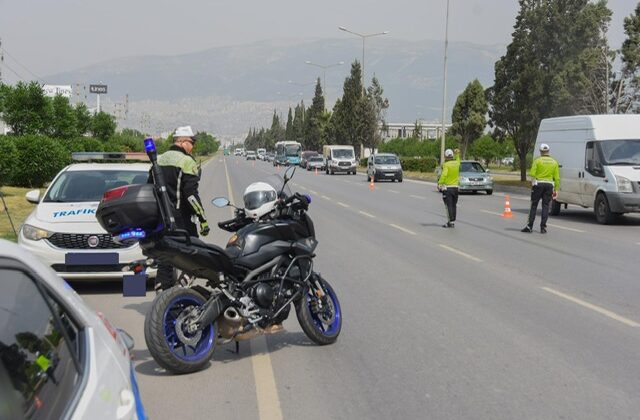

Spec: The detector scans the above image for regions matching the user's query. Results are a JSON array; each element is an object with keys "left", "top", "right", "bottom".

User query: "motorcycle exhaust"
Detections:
[{"left": 217, "top": 307, "right": 244, "bottom": 339}]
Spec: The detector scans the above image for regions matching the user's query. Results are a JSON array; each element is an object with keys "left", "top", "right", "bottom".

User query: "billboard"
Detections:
[{"left": 43, "top": 85, "right": 72, "bottom": 98}]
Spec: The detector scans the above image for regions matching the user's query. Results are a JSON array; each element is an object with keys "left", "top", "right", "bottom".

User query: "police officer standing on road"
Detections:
[
  {"left": 438, "top": 148, "right": 461, "bottom": 228},
  {"left": 150, "top": 126, "right": 210, "bottom": 291},
  {"left": 521, "top": 143, "right": 560, "bottom": 234}
]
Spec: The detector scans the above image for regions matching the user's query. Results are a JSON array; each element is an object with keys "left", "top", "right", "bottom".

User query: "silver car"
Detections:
[
  {"left": 367, "top": 153, "right": 403, "bottom": 182},
  {"left": 459, "top": 160, "right": 494, "bottom": 194}
]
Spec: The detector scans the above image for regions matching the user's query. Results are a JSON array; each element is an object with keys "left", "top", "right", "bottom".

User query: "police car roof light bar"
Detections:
[{"left": 71, "top": 152, "right": 150, "bottom": 162}]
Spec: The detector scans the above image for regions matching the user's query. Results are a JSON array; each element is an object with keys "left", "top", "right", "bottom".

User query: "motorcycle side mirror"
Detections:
[
  {"left": 284, "top": 166, "right": 296, "bottom": 181},
  {"left": 212, "top": 197, "right": 230, "bottom": 208}
]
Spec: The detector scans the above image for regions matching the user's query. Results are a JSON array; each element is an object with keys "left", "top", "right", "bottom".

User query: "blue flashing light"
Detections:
[
  {"left": 144, "top": 138, "right": 156, "bottom": 153},
  {"left": 116, "top": 229, "right": 146, "bottom": 241},
  {"left": 304, "top": 194, "right": 312, "bottom": 204}
]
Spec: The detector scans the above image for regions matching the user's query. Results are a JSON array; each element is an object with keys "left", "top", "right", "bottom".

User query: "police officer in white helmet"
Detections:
[{"left": 521, "top": 143, "right": 560, "bottom": 234}]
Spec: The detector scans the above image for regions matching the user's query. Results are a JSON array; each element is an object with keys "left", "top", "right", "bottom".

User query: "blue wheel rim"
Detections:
[
  {"left": 162, "top": 295, "right": 215, "bottom": 361},
  {"left": 307, "top": 283, "right": 341, "bottom": 336}
]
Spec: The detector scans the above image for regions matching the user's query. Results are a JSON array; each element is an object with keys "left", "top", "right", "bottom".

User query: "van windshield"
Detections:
[
  {"left": 333, "top": 149, "right": 353, "bottom": 159},
  {"left": 599, "top": 140, "right": 640, "bottom": 165}
]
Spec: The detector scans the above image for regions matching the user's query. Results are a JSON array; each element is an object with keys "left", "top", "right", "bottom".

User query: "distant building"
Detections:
[{"left": 379, "top": 121, "right": 452, "bottom": 142}]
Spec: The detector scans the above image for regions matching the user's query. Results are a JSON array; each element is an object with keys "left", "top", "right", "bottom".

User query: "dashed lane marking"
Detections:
[
  {"left": 337, "top": 202, "right": 350, "bottom": 208},
  {"left": 388, "top": 189, "right": 400, "bottom": 194},
  {"left": 410, "top": 195, "right": 426, "bottom": 200},
  {"left": 389, "top": 224, "right": 417, "bottom": 235},
  {"left": 321, "top": 195, "right": 331, "bottom": 200},
  {"left": 542, "top": 287, "right": 640, "bottom": 328},
  {"left": 545, "top": 223, "right": 585, "bottom": 233},
  {"left": 481, "top": 210, "right": 504, "bottom": 217},
  {"left": 438, "top": 244, "right": 483, "bottom": 263},
  {"left": 309, "top": 189, "right": 318, "bottom": 195},
  {"left": 359, "top": 210, "right": 376, "bottom": 218}
]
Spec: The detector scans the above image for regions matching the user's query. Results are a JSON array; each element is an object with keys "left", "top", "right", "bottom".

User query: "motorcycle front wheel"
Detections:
[
  {"left": 144, "top": 287, "right": 216, "bottom": 374},
  {"left": 295, "top": 275, "right": 342, "bottom": 345}
]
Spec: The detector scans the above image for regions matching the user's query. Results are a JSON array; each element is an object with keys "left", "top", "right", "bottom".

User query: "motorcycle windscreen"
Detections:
[{"left": 263, "top": 174, "right": 292, "bottom": 199}]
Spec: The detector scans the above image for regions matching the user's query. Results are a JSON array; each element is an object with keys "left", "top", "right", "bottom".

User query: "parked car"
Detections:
[
  {"left": 246, "top": 150, "right": 257, "bottom": 160},
  {"left": 501, "top": 157, "right": 515, "bottom": 165},
  {"left": 367, "top": 153, "right": 403, "bottom": 182},
  {"left": 0, "top": 239, "right": 146, "bottom": 419},
  {"left": 306, "top": 155, "right": 326, "bottom": 171},
  {"left": 18, "top": 153, "right": 157, "bottom": 280},
  {"left": 459, "top": 160, "right": 493, "bottom": 194}
]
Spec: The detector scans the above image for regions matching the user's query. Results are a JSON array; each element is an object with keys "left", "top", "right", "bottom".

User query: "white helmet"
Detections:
[
  {"left": 539, "top": 143, "right": 550, "bottom": 152},
  {"left": 243, "top": 182, "right": 278, "bottom": 220},
  {"left": 444, "top": 149, "right": 454, "bottom": 158}
]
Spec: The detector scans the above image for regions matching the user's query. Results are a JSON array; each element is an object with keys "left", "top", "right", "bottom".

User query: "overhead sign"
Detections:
[
  {"left": 43, "top": 85, "right": 72, "bottom": 98},
  {"left": 89, "top": 84, "right": 108, "bottom": 94}
]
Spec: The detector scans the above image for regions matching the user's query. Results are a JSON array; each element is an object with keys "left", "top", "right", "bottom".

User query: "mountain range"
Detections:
[{"left": 46, "top": 38, "right": 506, "bottom": 143}]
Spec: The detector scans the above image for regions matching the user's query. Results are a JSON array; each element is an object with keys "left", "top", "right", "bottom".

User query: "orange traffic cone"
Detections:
[
  {"left": 314, "top": 167, "right": 318, "bottom": 176},
  {"left": 502, "top": 194, "right": 513, "bottom": 218},
  {"left": 369, "top": 177, "right": 375, "bottom": 191}
]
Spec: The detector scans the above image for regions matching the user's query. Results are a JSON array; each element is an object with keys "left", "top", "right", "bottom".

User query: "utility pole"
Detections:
[
  {"left": 439, "top": 0, "right": 451, "bottom": 166},
  {"left": 0, "top": 37, "right": 3, "bottom": 83}
]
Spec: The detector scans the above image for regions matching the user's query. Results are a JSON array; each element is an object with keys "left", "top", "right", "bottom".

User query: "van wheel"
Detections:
[
  {"left": 550, "top": 200, "right": 561, "bottom": 216},
  {"left": 486, "top": 189, "right": 492, "bottom": 195},
  {"left": 594, "top": 193, "right": 617, "bottom": 224}
]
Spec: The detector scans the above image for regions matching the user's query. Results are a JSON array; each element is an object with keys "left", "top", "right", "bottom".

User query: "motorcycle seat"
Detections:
[{"left": 140, "top": 234, "right": 238, "bottom": 280}]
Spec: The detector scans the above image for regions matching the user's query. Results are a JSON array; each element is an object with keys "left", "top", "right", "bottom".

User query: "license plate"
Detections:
[
  {"left": 385, "top": 173, "right": 395, "bottom": 177},
  {"left": 65, "top": 253, "right": 119, "bottom": 265}
]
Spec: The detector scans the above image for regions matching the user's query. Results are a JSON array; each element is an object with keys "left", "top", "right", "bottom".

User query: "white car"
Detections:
[
  {"left": 18, "top": 154, "right": 156, "bottom": 280},
  {"left": 0, "top": 239, "right": 146, "bottom": 419}
]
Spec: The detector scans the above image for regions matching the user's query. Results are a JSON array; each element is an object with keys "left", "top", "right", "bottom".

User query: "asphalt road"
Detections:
[{"left": 77, "top": 155, "right": 640, "bottom": 420}]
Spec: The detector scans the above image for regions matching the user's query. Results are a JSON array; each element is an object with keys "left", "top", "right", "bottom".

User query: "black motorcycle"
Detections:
[{"left": 96, "top": 139, "right": 342, "bottom": 374}]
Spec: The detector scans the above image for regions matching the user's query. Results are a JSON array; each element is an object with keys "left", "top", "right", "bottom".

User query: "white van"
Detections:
[
  {"left": 323, "top": 145, "right": 357, "bottom": 175},
  {"left": 535, "top": 115, "right": 640, "bottom": 224}
]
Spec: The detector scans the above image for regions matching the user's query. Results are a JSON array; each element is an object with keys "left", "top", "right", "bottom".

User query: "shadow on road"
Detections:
[
  {"left": 124, "top": 301, "right": 153, "bottom": 316},
  {"left": 511, "top": 207, "right": 640, "bottom": 226},
  {"left": 134, "top": 331, "right": 315, "bottom": 377}
]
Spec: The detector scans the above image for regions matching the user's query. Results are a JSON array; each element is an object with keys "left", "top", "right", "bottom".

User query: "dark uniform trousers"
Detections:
[
  {"left": 442, "top": 187, "right": 459, "bottom": 223},
  {"left": 527, "top": 182, "right": 553, "bottom": 229}
]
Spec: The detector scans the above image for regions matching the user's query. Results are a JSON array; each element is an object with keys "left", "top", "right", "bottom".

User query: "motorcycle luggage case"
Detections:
[{"left": 96, "top": 183, "right": 160, "bottom": 235}]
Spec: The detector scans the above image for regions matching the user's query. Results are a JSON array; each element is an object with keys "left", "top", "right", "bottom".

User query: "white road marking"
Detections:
[
  {"left": 481, "top": 210, "right": 504, "bottom": 217},
  {"left": 337, "top": 202, "right": 350, "bottom": 208},
  {"left": 545, "top": 223, "right": 585, "bottom": 233},
  {"left": 225, "top": 159, "right": 284, "bottom": 420},
  {"left": 251, "top": 337, "right": 284, "bottom": 420},
  {"left": 359, "top": 210, "right": 376, "bottom": 218},
  {"left": 388, "top": 189, "right": 400, "bottom": 194},
  {"left": 542, "top": 287, "right": 640, "bottom": 328},
  {"left": 321, "top": 195, "right": 331, "bottom": 200},
  {"left": 389, "top": 224, "right": 417, "bottom": 235},
  {"left": 438, "top": 244, "right": 483, "bottom": 262},
  {"left": 410, "top": 195, "right": 426, "bottom": 200},
  {"left": 309, "top": 189, "right": 318, "bottom": 194}
]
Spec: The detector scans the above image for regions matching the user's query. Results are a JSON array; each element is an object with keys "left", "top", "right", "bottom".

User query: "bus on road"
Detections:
[{"left": 275, "top": 141, "right": 302, "bottom": 166}]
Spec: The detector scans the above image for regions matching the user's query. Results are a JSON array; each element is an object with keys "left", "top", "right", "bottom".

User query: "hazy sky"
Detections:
[{"left": 0, "top": 0, "right": 634, "bottom": 83}]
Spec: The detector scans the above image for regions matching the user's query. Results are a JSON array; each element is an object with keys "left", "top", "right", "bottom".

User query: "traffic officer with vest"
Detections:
[
  {"left": 150, "top": 125, "right": 210, "bottom": 291},
  {"left": 521, "top": 143, "right": 560, "bottom": 234},
  {"left": 438, "top": 148, "right": 461, "bottom": 228}
]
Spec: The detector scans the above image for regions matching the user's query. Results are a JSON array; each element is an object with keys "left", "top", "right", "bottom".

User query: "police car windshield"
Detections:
[{"left": 43, "top": 170, "right": 149, "bottom": 203}]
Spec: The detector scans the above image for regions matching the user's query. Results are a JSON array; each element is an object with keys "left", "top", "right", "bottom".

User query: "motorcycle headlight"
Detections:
[
  {"left": 616, "top": 175, "right": 633, "bottom": 193},
  {"left": 22, "top": 224, "right": 53, "bottom": 241}
]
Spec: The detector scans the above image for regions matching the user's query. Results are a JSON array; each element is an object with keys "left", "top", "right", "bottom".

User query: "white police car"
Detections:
[
  {"left": 18, "top": 153, "right": 155, "bottom": 280},
  {"left": 0, "top": 239, "right": 146, "bottom": 419}
]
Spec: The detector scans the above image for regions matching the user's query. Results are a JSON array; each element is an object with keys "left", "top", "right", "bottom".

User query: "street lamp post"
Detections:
[
  {"left": 304, "top": 61, "right": 344, "bottom": 95},
  {"left": 440, "top": 0, "right": 451, "bottom": 167},
  {"left": 338, "top": 26, "right": 389, "bottom": 92}
]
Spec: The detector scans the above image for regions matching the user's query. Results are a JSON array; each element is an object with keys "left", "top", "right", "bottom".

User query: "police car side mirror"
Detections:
[{"left": 26, "top": 189, "right": 41, "bottom": 204}]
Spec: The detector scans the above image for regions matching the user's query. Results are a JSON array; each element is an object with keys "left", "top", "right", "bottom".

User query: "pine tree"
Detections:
[
  {"left": 285, "top": 107, "right": 294, "bottom": 140},
  {"left": 613, "top": 2, "right": 640, "bottom": 113},
  {"left": 451, "top": 79, "right": 487, "bottom": 158},
  {"left": 305, "top": 78, "right": 326, "bottom": 151},
  {"left": 332, "top": 61, "right": 365, "bottom": 147}
]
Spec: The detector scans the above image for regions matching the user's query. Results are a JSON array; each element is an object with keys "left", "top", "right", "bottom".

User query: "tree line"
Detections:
[
  {"left": 0, "top": 81, "right": 219, "bottom": 187},
  {"left": 244, "top": 62, "right": 389, "bottom": 155}
]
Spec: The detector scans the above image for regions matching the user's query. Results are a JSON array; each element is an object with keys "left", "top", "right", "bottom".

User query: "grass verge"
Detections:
[{"left": 0, "top": 186, "right": 37, "bottom": 242}]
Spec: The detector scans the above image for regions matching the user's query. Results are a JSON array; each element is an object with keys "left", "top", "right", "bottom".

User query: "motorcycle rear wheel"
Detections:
[
  {"left": 144, "top": 287, "right": 216, "bottom": 374},
  {"left": 295, "top": 275, "right": 342, "bottom": 345}
]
